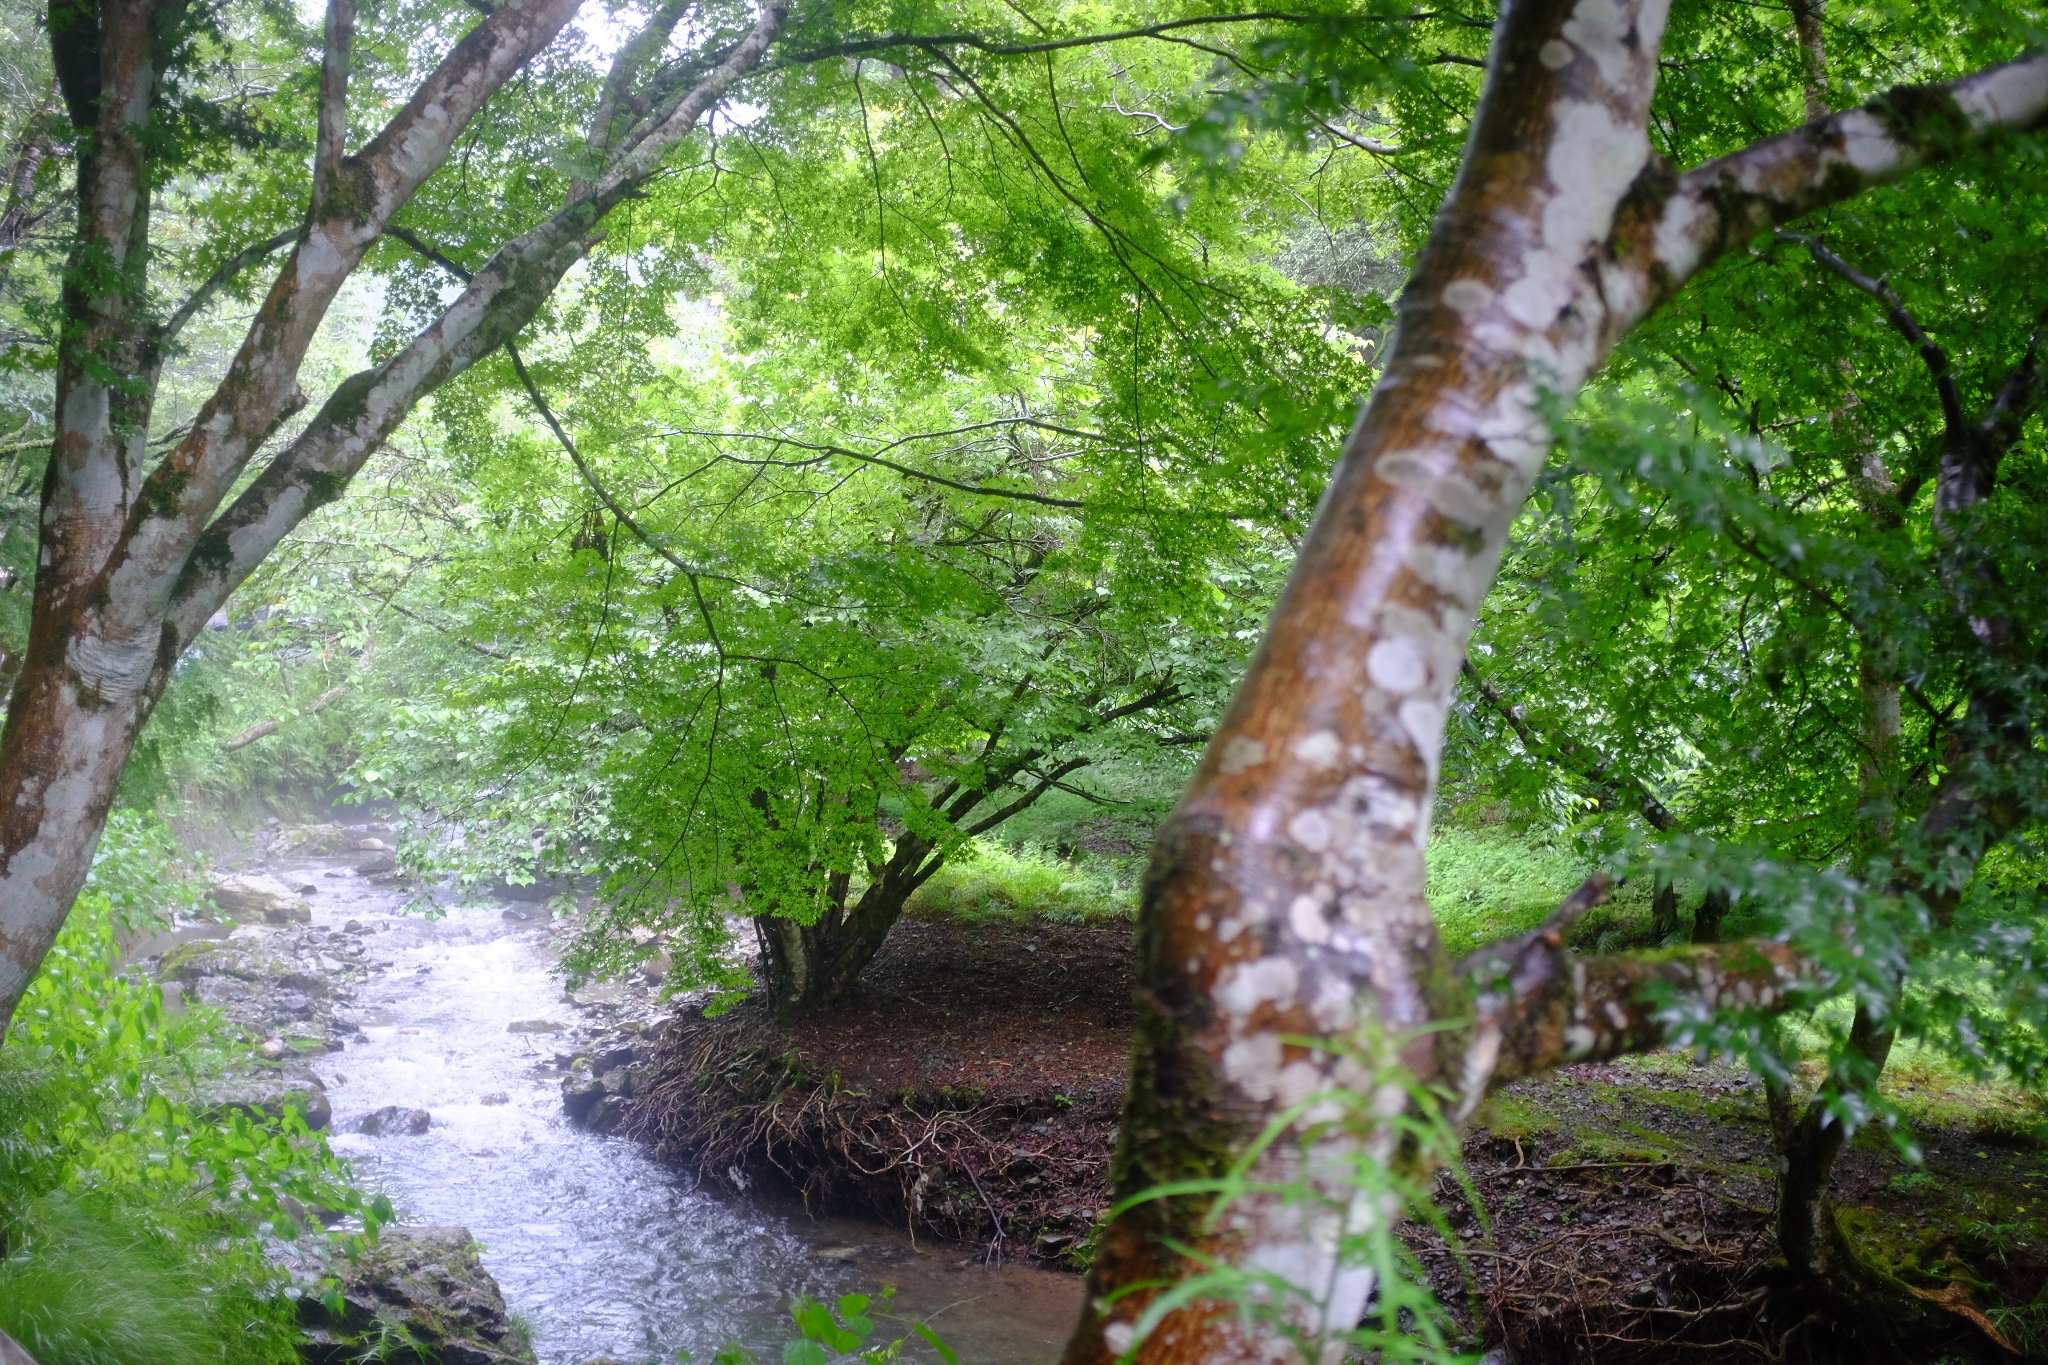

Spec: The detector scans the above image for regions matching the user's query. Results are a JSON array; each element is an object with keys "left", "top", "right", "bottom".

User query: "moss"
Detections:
[{"left": 1474, "top": 1093, "right": 1557, "bottom": 1145}]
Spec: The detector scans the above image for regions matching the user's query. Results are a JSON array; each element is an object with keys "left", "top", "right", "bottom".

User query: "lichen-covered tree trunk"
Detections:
[
  {"left": 1060, "top": 0, "right": 2048, "bottom": 1356},
  {"left": 0, "top": 0, "right": 785, "bottom": 1035}
]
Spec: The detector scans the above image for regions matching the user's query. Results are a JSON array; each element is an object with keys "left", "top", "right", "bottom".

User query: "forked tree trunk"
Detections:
[
  {"left": 1059, "top": 1, "right": 2048, "bottom": 1355},
  {"left": 757, "top": 834, "right": 944, "bottom": 1016}
]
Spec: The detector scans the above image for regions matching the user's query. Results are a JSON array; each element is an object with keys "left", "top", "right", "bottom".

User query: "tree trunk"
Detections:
[
  {"left": 757, "top": 834, "right": 941, "bottom": 1017},
  {"left": 1059, "top": 1, "right": 2048, "bottom": 1354},
  {"left": 1650, "top": 875, "right": 1680, "bottom": 943},
  {"left": 1692, "top": 886, "right": 1729, "bottom": 943}
]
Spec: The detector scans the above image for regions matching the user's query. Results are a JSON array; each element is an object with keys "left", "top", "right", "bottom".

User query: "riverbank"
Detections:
[
  {"left": 119, "top": 828, "right": 1083, "bottom": 1365},
  {"left": 628, "top": 909, "right": 2048, "bottom": 1363},
  {"left": 631, "top": 913, "right": 1133, "bottom": 1266}
]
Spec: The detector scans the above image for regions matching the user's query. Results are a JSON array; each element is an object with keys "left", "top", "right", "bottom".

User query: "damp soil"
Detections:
[
  {"left": 637, "top": 916, "right": 2048, "bottom": 1362},
  {"left": 633, "top": 913, "right": 1134, "bottom": 1265},
  {"left": 1414, "top": 1056, "right": 2048, "bottom": 1363}
]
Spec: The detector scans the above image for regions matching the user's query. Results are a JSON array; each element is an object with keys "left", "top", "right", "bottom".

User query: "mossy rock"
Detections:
[{"left": 297, "top": 1226, "right": 535, "bottom": 1364}]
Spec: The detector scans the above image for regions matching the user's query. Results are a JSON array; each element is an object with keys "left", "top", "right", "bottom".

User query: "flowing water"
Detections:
[{"left": 285, "top": 861, "right": 1084, "bottom": 1364}]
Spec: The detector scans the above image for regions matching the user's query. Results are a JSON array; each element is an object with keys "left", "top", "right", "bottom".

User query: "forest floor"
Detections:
[{"left": 633, "top": 910, "right": 2048, "bottom": 1364}]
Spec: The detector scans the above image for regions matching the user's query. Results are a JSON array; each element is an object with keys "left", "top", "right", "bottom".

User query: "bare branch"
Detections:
[
  {"left": 1461, "top": 658, "right": 1674, "bottom": 830},
  {"left": 775, "top": 12, "right": 1385, "bottom": 67},
  {"left": 156, "top": 229, "right": 296, "bottom": 348},
  {"left": 313, "top": 0, "right": 356, "bottom": 208}
]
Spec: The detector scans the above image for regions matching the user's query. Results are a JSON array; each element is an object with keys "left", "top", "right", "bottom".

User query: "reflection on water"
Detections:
[{"left": 294, "top": 868, "right": 1082, "bottom": 1364}]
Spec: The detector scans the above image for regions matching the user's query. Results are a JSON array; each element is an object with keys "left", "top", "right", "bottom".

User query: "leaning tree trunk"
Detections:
[
  {"left": 0, "top": 0, "right": 786, "bottom": 1035},
  {"left": 1059, "top": 0, "right": 2048, "bottom": 1355}
]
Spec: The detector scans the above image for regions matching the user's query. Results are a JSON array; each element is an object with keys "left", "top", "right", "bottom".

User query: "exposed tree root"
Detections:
[{"left": 626, "top": 1001, "right": 1119, "bottom": 1263}]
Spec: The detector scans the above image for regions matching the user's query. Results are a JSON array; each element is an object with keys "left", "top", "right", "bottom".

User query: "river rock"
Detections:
[
  {"left": 199, "top": 1058, "right": 332, "bottom": 1131},
  {"left": 272, "top": 822, "right": 353, "bottom": 856},
  {"left": 359, "top": 1105, "right": 433, "bottom": 1136},
  {"left": 296, "top": 1226, "right": 536, "bottom": 1365},
  {"left": 358, "top": 852, "right": 398, "bottom": 875},
  {"left": 505, "top": 1018, "right": 566, "bottom": 1034},
  {"left": 211, "top": 873, "right": 312, "bottom": 924},
  {"left": 561, "top": 1073, "right": 605, "bottom": 1122}
]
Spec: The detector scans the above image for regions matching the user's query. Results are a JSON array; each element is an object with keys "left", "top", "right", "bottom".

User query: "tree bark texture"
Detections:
[
  {"left": 1062, "top": 2, "right": 2048, "bottom": 1356},
  {"left": 0, "top": 0, "right": 788, "bottom": 1032}
]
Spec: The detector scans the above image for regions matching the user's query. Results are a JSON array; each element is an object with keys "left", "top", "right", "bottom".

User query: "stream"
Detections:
[{"left": 277, "top": 857, "right": 1085, "bottom": 1364}]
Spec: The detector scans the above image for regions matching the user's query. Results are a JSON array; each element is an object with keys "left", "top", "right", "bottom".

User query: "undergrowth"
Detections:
[
  {"left": 0, "top": 815, "right": 386, "bottom": 1365},
  {"left": 910, "top": 840, "right": 1136, "bottom": 923}
]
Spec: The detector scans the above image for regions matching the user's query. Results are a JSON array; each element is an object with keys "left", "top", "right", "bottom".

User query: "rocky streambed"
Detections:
[{"left": 130, "top": 826, "right": 1081, "bottom": 1365}]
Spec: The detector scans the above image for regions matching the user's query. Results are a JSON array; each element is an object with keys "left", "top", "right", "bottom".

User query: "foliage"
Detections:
[
  {"left": 0, "top": 825, "right": 387, "bottom": 1365},
  {"left": 701, "top": 1287, "right": 957, "bottom": 1365},
  {"left": 337, "top": 0, "right": 1412, "bottom": 996}
]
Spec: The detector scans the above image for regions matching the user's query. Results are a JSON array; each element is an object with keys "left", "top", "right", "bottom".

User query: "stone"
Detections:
[
  {"left": 295, "top": 1226, "right": 536, "bottom": 1364},
  {"left": 561, "top": 1073, "right": 605, "bottom": 1123},
  {"left": 0, "top": 1326, "right": 40, "bottom": 1364},
  {"left": 200, "top": 1061, "right": 332, "bottom": 1131},
  {"left": 260, "top": 1037, "right": 288, "bottom": 1058},
  {"left": 480, "top": 1093, "right": 510, "bottom": 1106},
  {"left": 344, "top": 919, "right": 365, "bottom": 931},
  {"left": 359, "top": 1106, "right": 433, "bottom": 1136},
  {"left": 272, "top": 823, "right": 352, "bottom": 855},
  {"left": 210, "top": 873, "right": 312, "bottom": 924},
  {"left": 567, "top": 980, "right": 622, "bottom": 1008},
  {"left": 297, "top": 883, "right": 320, "bottom": 895},
  {"left": 505, "top": 1018, "right": 567, "bottom": 1033},
  {"left": 586, "top": 1092, "right": 629, "bottom": 1134},
  {"left": 358, "top": 853, "right": 398, "bottom": 875},
  {"left": 356, "top": 837, "right": 390, "bottom": 851}
]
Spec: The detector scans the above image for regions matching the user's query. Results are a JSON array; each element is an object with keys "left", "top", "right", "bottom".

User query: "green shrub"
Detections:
[{"left": 0, "top": 824, "right": 386, "bottom": 1365}]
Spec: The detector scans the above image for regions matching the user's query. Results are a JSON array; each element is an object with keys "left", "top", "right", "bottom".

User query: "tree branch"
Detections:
[
  {"left": 1776, "top": 231, "right": 1964, "bottom": 441},
  {"left": 155, "top": 229, "right": 296, "bottom": 348},
  {"left": 1461, "top": 658, "right": 1674, "bottom": 830},
  {"left": 108, "top": 0, "right": 589, "bottom": 640},
  {"left": 313, "top": 0, "right": 355, "bottom": 210},
  {"left": 1614, "top": 53, "right": 2048, "bottom": 334},
  {"left": 1463, "top": 875, "right": 1817, "bottom": 1096},
  {"left": 774, "top": 12, "right": 1384, "bottom": 67},
  {"left": 160, "top": 2, "right": 787, "bottom": 647}
]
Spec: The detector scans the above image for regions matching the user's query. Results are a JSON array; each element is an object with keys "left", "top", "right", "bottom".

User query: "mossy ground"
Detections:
[{"left": 1420, "top": 1051, "right": 2048, "bottom": 1362}]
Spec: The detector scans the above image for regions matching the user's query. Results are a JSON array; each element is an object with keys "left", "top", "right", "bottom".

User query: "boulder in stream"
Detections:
[
  {"left": 358, "top": 1105, "right": 432, "bottom": 1136},
  {"left": 198, "top": 1058, "right": 333, "bottom": 1131},
  {"left": 211, "top": 873, "right": 312, "bottom": 924},
  {"left": 296, "top": 1226, "right": 536, "bottom": 1365},
  {"left": 271, "top": 823, "right": 353, "bottom": 856}
]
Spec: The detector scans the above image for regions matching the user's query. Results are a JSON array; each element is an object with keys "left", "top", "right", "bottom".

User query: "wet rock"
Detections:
[
  {"left": 296, "top": 1226, "right": 536, "bottom": 1365},
  {"left": 587, "top": 1093, "right": 629, "bottom": 1134},
  {"left": 356, "top": 837, "right": 390, "bottom": 851},
  {"left": 211, "top": 873, "right": 312, "bottom": 924},
  {"left": 358, "top": 853, "right": 398, "bottom": 875},
  {"left": 480, "top": 1092, "right": 510, "bottom": 1106},
  {"left": 561, "top": 1073, "right": 605, "bottom": 1123},
  {"left": 359, "top": 1105, "right": 433, "bottom": 1136},
  {"left": 272, "top": 823, "right": 353, "bottom": 856},
  {"left": 567, "top": 981, "right": 622, "bottom": 1008},
  {"left": 199, "top": 1059, "right": 332, "bottom": 1130},
  {"left": 505, "top": 1018, "right": 567, "bottom": 1034}
]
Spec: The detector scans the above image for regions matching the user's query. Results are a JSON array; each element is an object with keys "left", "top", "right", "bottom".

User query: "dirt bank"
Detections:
[
  {"left": 631, "top": 913, "right": 1132, "bottom": 1264},
  {"left": 631, "top": 918, "right": 2048, "bottom": 1359}
]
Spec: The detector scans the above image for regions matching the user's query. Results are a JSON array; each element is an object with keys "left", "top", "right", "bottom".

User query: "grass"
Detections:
[
  {"left": 1424, "top": 824, "right": 1595, "bottom": 955},
  {"left": 910, "top": 840, "right": 1137, "bottom": 924}
]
